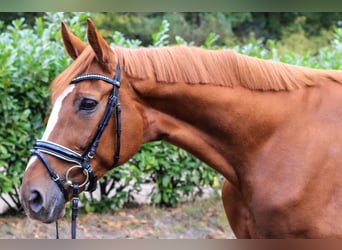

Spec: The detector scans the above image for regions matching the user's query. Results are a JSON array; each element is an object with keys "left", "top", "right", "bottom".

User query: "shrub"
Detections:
[
  {"left": 0, "top": 13, "right": 88, "bottom": 212},
  {"left": 134, "top": 142, "right": 220, "bottom": 207}
]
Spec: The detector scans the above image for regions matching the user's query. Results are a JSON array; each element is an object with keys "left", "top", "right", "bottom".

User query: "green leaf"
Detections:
[
  {"left": 152, "top": 20, "right": 170, "bottom": 47},
  {"left": 162, "top": 175, "right": 170, "bottom": 188},
  {"left": 203, "top": 32, "right": 220, "bottom": 49}
]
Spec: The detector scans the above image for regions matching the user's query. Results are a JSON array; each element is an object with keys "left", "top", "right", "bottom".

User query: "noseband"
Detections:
[{"left": 30, "top": 64, "right": 121, "bottom": 239}]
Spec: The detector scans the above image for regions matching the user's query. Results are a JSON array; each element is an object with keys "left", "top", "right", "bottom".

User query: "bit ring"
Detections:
[{"left": 65, "top": 165, "right": 89, "bottom": 188}]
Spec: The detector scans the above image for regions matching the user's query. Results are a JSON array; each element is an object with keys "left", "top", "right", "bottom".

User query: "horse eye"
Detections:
[{"left": 79, "top": 98, "right": 98, "bottom": 111}]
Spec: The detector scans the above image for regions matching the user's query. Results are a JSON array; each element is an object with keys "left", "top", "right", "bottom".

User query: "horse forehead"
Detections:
[
  {"left": 25, "top": 85, "right": 75, "bottom": 171},
  {"left": 42, "top": 85, "right": 75, "bottom": 141}
]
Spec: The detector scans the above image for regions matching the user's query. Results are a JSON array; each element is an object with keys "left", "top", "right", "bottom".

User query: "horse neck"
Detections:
[{"left": 130, "top": 79, "right": 290, "bottom": 185}]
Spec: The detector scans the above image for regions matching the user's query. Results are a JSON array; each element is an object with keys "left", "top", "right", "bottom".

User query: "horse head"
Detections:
[{"left": 20, "top": 19, "right": 144, "bottom": 223}]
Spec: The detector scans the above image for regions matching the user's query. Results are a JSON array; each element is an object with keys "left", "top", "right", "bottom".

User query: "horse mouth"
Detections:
[
  {"left": 28, "top": 206, "right": 66, "bottom": 224},
  {"left": 21, "top": 185, "right": 66, "bottom": 224}
]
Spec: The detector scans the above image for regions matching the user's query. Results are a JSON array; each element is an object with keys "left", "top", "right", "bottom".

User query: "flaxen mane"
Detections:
[
  {"left": 52, "top": 45, "right": 342, "bottom": 101},
  {"left": 116, "top": 46, "right": 342, "bottom": 91}
]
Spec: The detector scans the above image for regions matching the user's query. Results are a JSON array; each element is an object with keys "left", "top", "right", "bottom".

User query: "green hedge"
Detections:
[{"left": 1, "top": 13, "right": 342, "bottom": 214}]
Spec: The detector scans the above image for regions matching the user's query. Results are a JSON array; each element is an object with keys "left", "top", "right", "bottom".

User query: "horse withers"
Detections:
[{"left": 20, "top": 19, "right": 342, "bottom": 238}]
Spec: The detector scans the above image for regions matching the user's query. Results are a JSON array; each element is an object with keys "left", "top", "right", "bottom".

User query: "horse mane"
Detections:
[
  {"left": 52, "top": 45, "right": 342, "bottom": 101},
  {"left": 116, "top": 46, "right": 342, "bottom": 91}
]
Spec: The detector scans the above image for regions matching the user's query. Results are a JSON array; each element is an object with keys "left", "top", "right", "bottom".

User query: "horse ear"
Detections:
[
  {"left": 61, "top": 21, "right": 87, "bottom": 60},
  {"left": 87, "top": 19, "right": 115, "bottom": 71}
]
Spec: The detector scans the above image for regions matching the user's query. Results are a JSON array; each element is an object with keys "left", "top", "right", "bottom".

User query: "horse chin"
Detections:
[{"left": 41, "top": 204, "right": 66, "bottom": 224}]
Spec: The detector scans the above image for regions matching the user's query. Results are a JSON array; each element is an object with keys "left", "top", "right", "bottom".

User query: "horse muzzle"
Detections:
[{"left": 20, "top": 179, "right": 66, "bottom": 224}]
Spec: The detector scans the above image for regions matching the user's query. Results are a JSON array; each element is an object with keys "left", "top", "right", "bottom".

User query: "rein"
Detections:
[{"left": 30, "top": 64, "right": 121, "bottom": 239}]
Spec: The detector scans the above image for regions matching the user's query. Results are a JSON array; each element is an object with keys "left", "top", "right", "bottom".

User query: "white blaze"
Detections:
[
  {"left": 26, "top": 156, "right": 38, "bottom": 171},
  {"left": 25, "top": 85, "right": 75, "bottom": 170},
  {"left": 42, "top": 85, "right": 75, "bottom": 141}
]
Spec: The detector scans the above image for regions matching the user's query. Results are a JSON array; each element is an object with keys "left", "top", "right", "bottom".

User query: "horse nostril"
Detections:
[{"left": 28, "top": 190, "right": 44, "bottom": 214}]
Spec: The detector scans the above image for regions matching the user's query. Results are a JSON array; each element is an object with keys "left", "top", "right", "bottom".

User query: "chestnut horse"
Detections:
[{"left": 20, "top": 19, "right": 342, "bottom": 238}]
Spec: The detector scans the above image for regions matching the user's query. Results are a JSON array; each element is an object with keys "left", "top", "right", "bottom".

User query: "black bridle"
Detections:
[{"left": 30, "top": 64, "right": 121, "bottom": 239}]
